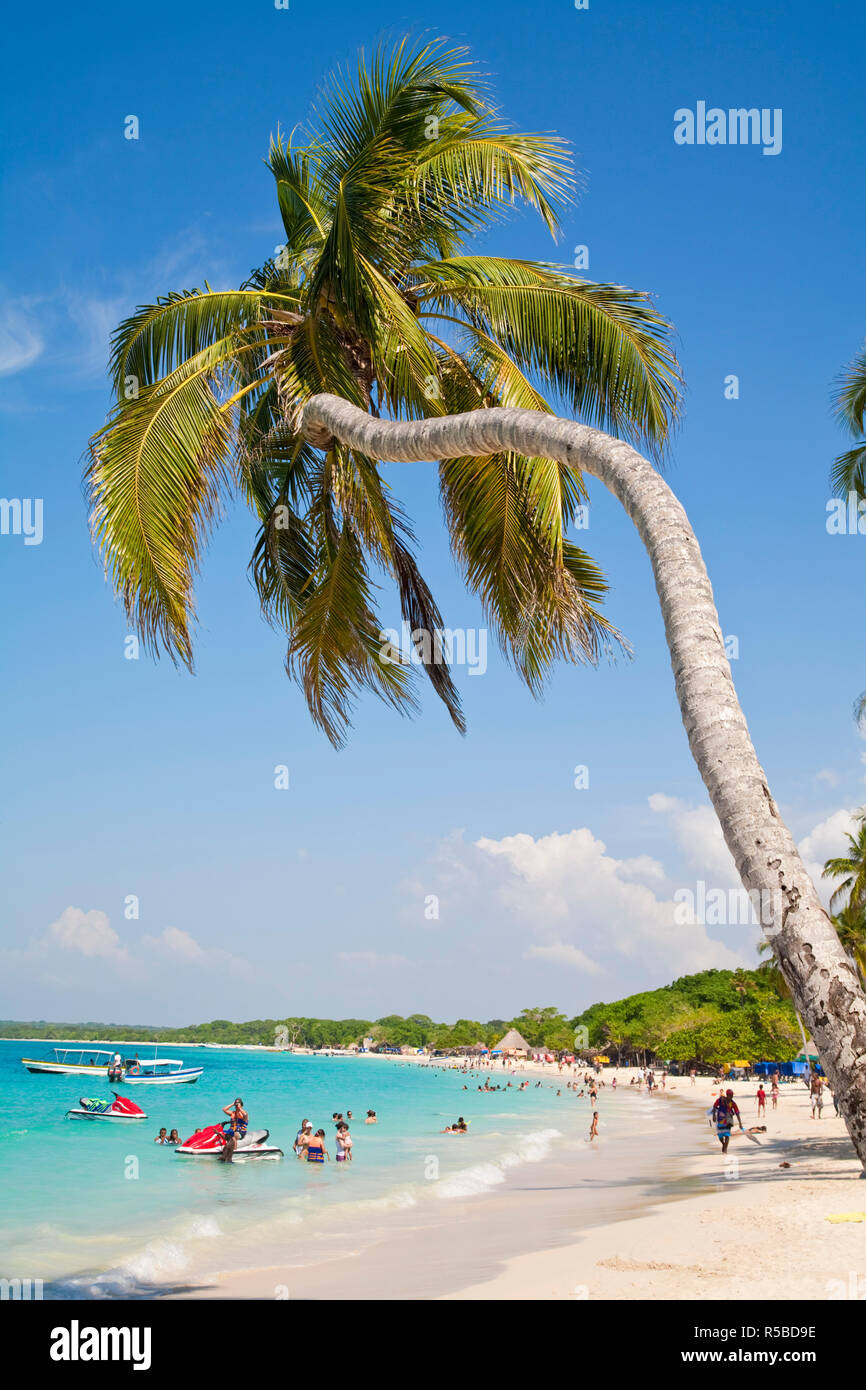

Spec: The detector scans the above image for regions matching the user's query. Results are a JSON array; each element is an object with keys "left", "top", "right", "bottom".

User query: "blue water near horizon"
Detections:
[{"left": 0, "top": 1040, "right": 660, "bottom": 1296}]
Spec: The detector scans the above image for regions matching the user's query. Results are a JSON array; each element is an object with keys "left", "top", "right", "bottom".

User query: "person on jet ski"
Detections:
[{"left": 219, "top": 1097, "right": 248, "bottom": 1163}]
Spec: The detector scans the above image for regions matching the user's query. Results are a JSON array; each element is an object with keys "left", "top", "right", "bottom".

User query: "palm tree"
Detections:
[
  {"left": 832, "top": 902, "right": 866, "bottom": 988},
  {"left": 298, "top": 392, "right": 866, "bottom": 1162},
  {"left": 87, "top": 40, "right": 866, "bottom": 1164},
  {"left": 822, "top": 814, "right": 866, "bottom": 912},
  {"left": 830, "top": 341, "right": 866, "bottom": 500},
  {"left": 88, "top": 39, "right": 678, "bottom": 748},
  {"left": 835, "top": 347, "right": 866, "bottom": 738}
]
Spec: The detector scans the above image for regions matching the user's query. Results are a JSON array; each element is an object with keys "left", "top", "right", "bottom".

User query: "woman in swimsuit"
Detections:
[
  {"left": 306, "top": 1129, "right": 329, "bottom": 1162},
  {"left": 219, "top": 1098, "right": 248, "bottom": 1163}
]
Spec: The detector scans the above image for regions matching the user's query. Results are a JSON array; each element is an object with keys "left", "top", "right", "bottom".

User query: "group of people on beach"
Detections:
[{"left": 290, "top": 1108, "right": 378, "bottom": 1163}]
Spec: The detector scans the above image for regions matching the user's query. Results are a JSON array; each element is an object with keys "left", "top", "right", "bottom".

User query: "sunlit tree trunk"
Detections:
[{"left": 303, "top": 395, "right": 866, "bottom": 1167}]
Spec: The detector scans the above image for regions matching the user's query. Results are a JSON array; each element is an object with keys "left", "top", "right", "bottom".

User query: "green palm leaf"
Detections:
[
  {"left": 418, "top": 256, "right": 681, "bottom": 451},
  {"left": 86, "top": 36, "right": 682, "bottom": 746},
  {"left": 831, "top": 342, "right": 866, "bottom": 496}
]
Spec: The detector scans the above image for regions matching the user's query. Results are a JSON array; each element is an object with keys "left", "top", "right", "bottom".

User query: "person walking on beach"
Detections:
[
  {"left": 690, "top": 1067, "right": 696, "bottom": 1086},
  {"left": 810, "top": 1076, "right": 825, "bottom": 1119},
  {"left": 771, "top": 1078, "right": 779, "bottom": 1110},
  {"left": 756, "top": 1085, "right": 767, "bottom": 1117},
  {"left": 711, "top": 1090, "right": 743, "bottom": 1153},
  {"left": 589, "top": 1112, "right": 599, "bottom": 1141}
]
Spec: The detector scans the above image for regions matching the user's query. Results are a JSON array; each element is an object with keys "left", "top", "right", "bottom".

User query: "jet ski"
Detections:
[
  {"left": 174, "top": 1122, "right": 283, "bottom": 1159},
  {"left": 66, "top": 1093, "right": 147, "bottom": 1121}
]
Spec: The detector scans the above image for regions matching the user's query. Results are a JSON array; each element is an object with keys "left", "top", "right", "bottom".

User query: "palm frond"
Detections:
[
  {"left": 418, "top": 256, "right": 681, "bottom": 450},
  {"left": 415, "top": 116, "right": 574, "bottom": 239},
  {"left": 287, "top": 513, "right": 417, "bottom": 747},
  {"left": 109, "top": 289, "right": 299, "bottom": 395},
  {"left": 831, "top": 343, "right": 866, "bottom": 496},
  {"left": 88, "top": 337, "right": 245, "bottom": 662}
]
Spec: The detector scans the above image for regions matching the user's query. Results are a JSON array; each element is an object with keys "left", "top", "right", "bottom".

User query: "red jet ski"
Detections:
[
  {"left": 67, "top": 1093, "right": 148, "bottom": 1121},
  {"left": 174, "top": 1123, "right": 283, "bottom": 1159}
]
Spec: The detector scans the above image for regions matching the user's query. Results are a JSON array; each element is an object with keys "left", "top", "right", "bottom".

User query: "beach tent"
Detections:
[{"left": 493, "top": 1028, "right": 531, "bottom": 1055}]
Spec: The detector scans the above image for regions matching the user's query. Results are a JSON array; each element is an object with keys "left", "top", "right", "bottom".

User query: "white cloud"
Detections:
[
  {"left": 648, "top": 792, "right": 739, "bottom": 884},
  {"left": 470, "top": 827, "right": 742, "bottom": 978},
  {"left": 63, "top": 292, "right": 127, "bottom": 379},
  {"left": 146, "top": 926, "right": 204, "bottom": 961},
  {"left": 141, "top": 925, "right": 251, "bottom": 976},
  {"left": 815, "top": 769, "right": 840, "bottom": 787},
  {"left": 0, "top": 299, "right": 43, "bottom": 376},
  {"left": 524, "top": 942, "right": 604, "bottom": 974},
  {"left": 47, "top": 906, "right": 125, "bottom": 960},
  {"left": 799, "top": 808, "right": 860, "bottom": 903}
]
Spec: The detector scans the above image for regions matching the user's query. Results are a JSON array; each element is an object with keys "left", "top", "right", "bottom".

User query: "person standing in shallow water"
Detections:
[{"left": 589, "top": 1112, "right": 599, "bottom": 1141}]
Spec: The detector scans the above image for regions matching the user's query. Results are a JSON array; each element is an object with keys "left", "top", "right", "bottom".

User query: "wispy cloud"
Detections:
[{"left": 0, "top": 296, "right": 44, "bottom": 376}]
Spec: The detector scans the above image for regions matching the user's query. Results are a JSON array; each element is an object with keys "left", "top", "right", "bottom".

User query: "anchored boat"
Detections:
[
  {"left": 21, "top": 1048, "right": 119, "bottom": 1077},
  {"left": 121, "top": 1058, "right": 203, "bottom": 1086},
  {"left": 21, "top": 1047, "right": 202, "bottom": 1085}
]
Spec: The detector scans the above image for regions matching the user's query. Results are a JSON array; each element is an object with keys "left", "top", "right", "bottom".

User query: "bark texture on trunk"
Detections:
[{"left": 302, "top": 394, "right": 866, "bottom": 1165}]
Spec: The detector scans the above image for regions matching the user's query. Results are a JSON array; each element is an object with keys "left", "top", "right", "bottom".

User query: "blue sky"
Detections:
[{"left": 1, "top": 0, "right": 864, "bottom": 1026}]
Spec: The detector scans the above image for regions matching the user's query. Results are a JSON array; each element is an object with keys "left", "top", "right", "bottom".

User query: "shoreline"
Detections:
[
  {"left": 165, "top": 1064, "right": 862, "bottom": 1301},
  {"left": 448, "top": 1071, "right": 865, "bottom": 1300}
]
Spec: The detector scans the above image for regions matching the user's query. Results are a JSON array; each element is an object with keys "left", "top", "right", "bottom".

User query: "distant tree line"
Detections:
[{"left": 0, "top": 969, "right": 803, "bottom": 1063}]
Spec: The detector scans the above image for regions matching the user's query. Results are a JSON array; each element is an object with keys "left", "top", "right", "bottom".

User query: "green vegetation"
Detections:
[
  {"left": 572, "top": 968, "right": 801, "bottom": 1066},
  {"left": 2, "top": 970, "right": 808, "bottom": 1063}
]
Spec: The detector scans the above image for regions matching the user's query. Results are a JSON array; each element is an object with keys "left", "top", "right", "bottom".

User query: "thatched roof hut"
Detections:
[{"left": 493, "top": 1028, "right": 531, "bottom": 1054}]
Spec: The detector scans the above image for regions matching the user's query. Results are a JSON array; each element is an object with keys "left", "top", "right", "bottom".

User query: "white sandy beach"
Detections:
[
  {"left": 168, "top": 1057, "right": 864, "bottom": 1301},
  {"left": 447, "top": 1066, "right": 865, "bottom": 1300}
]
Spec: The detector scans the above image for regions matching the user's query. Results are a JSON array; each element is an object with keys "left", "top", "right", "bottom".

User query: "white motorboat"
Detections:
[
  {"left": 121, "top": 1058, "right": 203, "bottom": 1085},
  {"left": 21, "top": 1048, "right": 119, "bottom": 1077},
  {"left": 21, "top": 1047, "right": 202, "bottom": 1085}
]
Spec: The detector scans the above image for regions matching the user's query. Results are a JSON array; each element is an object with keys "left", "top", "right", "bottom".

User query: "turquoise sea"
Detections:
[{"left": 0, "top": 1040, "right": 666, "bottom": 1297}]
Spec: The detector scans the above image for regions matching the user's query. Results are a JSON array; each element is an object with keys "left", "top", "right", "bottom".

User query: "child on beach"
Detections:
[{"left": 756, "top": 1086, "right": 766, "bottom": 1117}]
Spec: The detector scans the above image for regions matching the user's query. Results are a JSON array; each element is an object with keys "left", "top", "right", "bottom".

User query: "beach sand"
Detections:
[
  {"left": 167, "top": 1060, "right": 864, "bottom": 1301},
  {"left": 446, "top": 1070, "right": 864, "bottom": 1299}
]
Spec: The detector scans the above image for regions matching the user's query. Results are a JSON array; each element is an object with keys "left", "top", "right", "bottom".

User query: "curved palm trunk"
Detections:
[{"left": 303, "top": 395, "right": 866, "bottom": 1165}]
